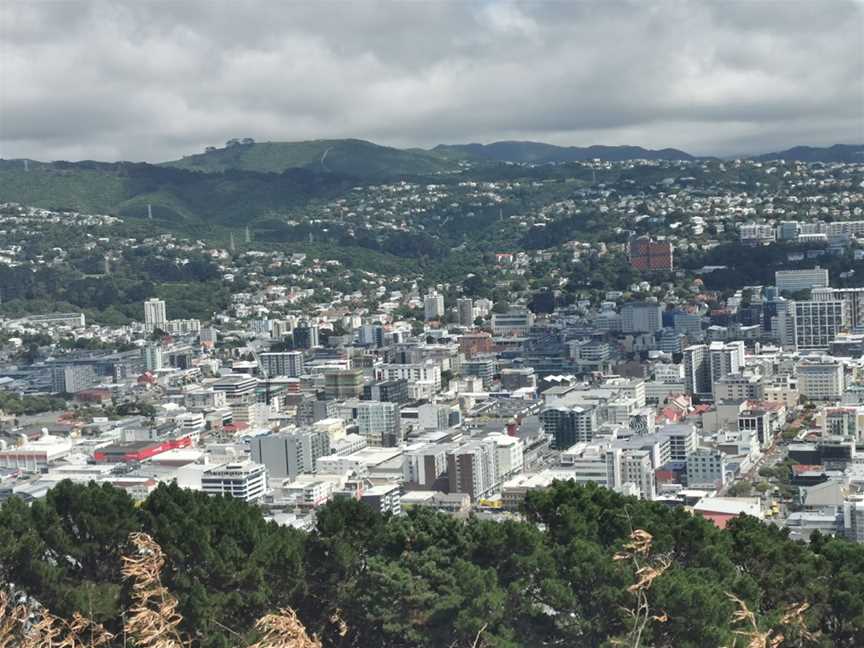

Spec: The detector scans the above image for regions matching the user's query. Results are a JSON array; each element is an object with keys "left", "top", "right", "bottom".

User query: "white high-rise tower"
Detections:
[{"left": 144, "top": 298, "right": 167, "bottom": 331}]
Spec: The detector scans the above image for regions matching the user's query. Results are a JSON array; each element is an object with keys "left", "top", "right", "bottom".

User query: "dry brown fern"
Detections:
[
  {"left": 121, "top": 532, "right": 187, "bottom": 648},
  {"left": 247, "top": 608, "right": 322, "bottom": 648}
]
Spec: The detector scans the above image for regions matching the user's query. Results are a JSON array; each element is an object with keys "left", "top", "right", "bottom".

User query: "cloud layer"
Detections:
[{"left": 1, "top": 0, "right": 862, "bottom": 161}]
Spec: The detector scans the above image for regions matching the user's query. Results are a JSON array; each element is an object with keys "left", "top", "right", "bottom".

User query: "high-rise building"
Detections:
[
  {"left": 144, "top": 298, "right": 167, "bottom": 331},
  {"left": 356, "top": 401, "right": 402, "bottom": 447},
  {"left": 540, "top": 405, "right": 598, "bottom": 449},
  {"left": 259, "top": 351, "right": 305, "bottom": 377},
  {"left": 292, "top": 321, "right": 319, "bottom": 349},
  {"left": 362, "top": 379, "right": 410, "bottom": 404},
  {"left": 50, "top": 364, "right": 96, "bottom": 394},
  {"left": 621, "top": 302, "right": 663, "bottom": 334},
  {"left": 813, "top": 287, "right": 864, "bottom": 329},
  {"left": 457, "top": 297, "right": 475, "bottom": 326},
  {"left": 324, "top": 368, "right": 364, "bottom": 400},
  {"left": 775, "top": 267, "right": 829, "bottom": 294},
  {"left": 424, "top": 291, "right": 445, "bottom": 321},
  {"left": 781, "top": 300, "right": 846, "bottom": 351},
  {"left": 708, "top": 341, "right": 744, "bottom": 393},
  {"left": 461, "top": 357, "right": 495, "bottom": 388},
  {"left": 250, "top": 429, "right": 329, "bottom": 481},
  {"left": 447, "top": 439, "right": 499, "bottom": 501},
  {"left": 683, "top": 345, "right": 711, "bottom": 397},
  {"left": 142, "top": 343, "right": 163, "bottom": 372},
  {"left": 357, "top": 324, "right": 385, "bottom": 347}
]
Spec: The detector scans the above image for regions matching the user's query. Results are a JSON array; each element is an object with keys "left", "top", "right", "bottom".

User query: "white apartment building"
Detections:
[
  {"left": 144, "top": 298, "right": 167, "bottom": 331},
  {"left": 424, "top": 292, "right": 445, "bottom": 320},
  {"left": 201, "top": 461, "right": 267, "bottom": 502},
  {"left": 775, "top": 267, "right": 829, "bottom": 293}
]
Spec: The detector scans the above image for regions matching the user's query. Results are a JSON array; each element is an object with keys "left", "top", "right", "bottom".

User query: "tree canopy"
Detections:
[{"left": 0, "top": 480, "right": 861, "bottom": 647}]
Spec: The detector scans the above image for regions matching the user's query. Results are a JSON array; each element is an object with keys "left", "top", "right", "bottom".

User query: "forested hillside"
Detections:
[{"left": 0, "top": 480, "right": 861, "bottom": 647}]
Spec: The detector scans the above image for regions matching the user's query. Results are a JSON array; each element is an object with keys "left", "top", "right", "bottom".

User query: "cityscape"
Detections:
[{"left": 0, "top": 1, "right": 863, "bottom": 647}]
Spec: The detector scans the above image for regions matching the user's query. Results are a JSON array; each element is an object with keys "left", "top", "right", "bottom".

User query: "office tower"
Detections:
[
  {"left": 457, "top": 297, "right": 475, "bottom": 326},
  {"left": 813, "top": 287, "right": 864, "bottom": 329},
  {"left": 462, "top": 357, "right": 495, "bottom": 389},
  {"left": 540, "top": 405, "right": 597, "bottom": 449},
  {"left": 786, "top": 300, "right": 846, "bottom": 351},
  {"left": 424, "top": 291, "right": 445, "bottom": 321},
  {"left": 362, "top": 379, "right": 410, "bottom": 403},
  {"left": 324, "top": 368, "right": 364, "bottom": 400},
  {"left": 250, "top": 429, "right": 329, "bottom": 481},
  {"left": 356, "top": 401, "right": 401, "bottom": 447},
  {"left": 259, "top": 351, "right": 305, "bottom": 377},
  {"left": 358, "top": 323, "right": 385, "bottom": 347},
  {"left": 142, "top": 343, "right": 163, "bottom": 372},
  {"left": 292, "top": 321, "right": 319, "bottom": 349},
  {"left": 620, "top": 302, "right": 663, "bottom": 334},
  {"left": 144, "top": 298, "right": 167, "bottom": 331},
  {"left": 775, "top": 267, "right": 829, "bottom": 293},
  {"left": 50, "top": 365, "right": 96, "bottom": 394},
  {"left": 683, "top": 345, "right": 711, "bottom": 397}
]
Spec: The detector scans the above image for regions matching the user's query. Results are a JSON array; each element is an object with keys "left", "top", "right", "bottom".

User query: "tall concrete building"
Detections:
[
  {"left": 292, "top": 321, "right": 319, "bottom": 349},
  {"left": 259, "top": 351, "right": 305, "bottom": 377},
  {"left": 457, "top": 297, "right": 475, "bottom": 326},
  {"left": 683, "top": 342, "right": 745, "bottom": 398},
  {"left": 621, "top": 302, "right": 663, "bottom": 334},
  {"left": 250, "top": 429, "right": 329, "bottom": 481},
  {"left": 324, "top": 369, "right": 364, "bottom": 400},
  {"left": 813, "top": 287, "right": 864, "bottom": 329},
  {"left": 356, "top": 401, "right": 402, "bottom": 447},
  {"left": 424, "top": 291, "right": 445, "bottom": 321},
  {"left": 780, "top": 300, "right": 846, "bottom": 351},
  {"left": 683, "top": 345, "right": 711, "bottom": 397},
  {"left": 447, "top": 439, "right": 499, "bottom": 501},
  {"left": 144, "top": 298, "right": 167, "bottom": 331},
  {"left": 142, "top": 343, "right": 163, "bottom": 372}
]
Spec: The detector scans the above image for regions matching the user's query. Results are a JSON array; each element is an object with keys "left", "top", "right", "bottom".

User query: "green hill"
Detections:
[
  {"left": 752, "top": 144, "right": 864, "bottom": 163},
  {"left": 164, "top": 138, "right": 459, "bottom": 177},
  {"left": 0, "top": 159, "right": 353, "bottom": 229},
  {"left": 433, "top": 140, "right": 697, "bottom": 163}
]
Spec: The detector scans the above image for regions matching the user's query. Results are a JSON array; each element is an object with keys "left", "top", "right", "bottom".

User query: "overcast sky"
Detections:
[{"left": 1, "top": 1, "right": 862, "bottom": 162}]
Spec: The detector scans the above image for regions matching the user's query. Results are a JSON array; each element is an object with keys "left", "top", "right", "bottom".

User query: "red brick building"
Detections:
[{"left": 629, "top": 236, "right": 673, "bottom": 271}]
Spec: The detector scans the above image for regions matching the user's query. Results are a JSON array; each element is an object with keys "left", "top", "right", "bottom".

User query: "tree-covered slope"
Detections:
[
  {"left": 0, "top": 159, "right": 354, "bottom": 226},
  {"left": 1, "top": 480, "right": 861, "bottom": 648},
  {"left": 164, "top": 139, "right": 459, "bottom": 177}
]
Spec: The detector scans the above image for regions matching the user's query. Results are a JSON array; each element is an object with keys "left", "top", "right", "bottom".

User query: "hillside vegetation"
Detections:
[
  {"left": 0, "top": 480, "right": 861, "bottom": 648},
  {"left": 164, "top": 139, "right": 459, "bottom": 177}
]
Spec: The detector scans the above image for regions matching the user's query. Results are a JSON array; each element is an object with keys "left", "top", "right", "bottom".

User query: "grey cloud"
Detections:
[{"left": 0, "top": 0, "right": 861, "bottom": 161}]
